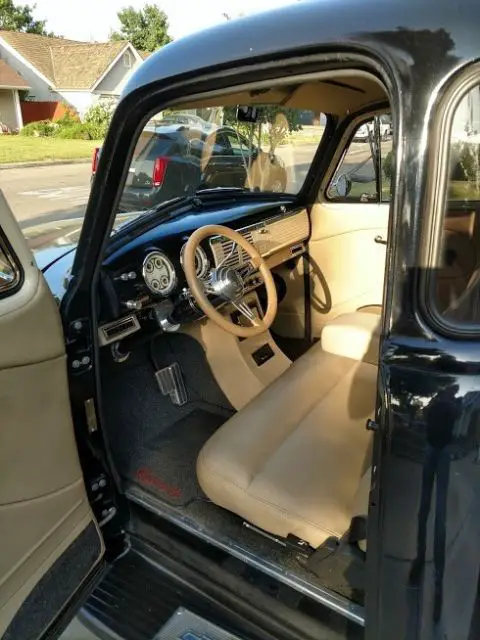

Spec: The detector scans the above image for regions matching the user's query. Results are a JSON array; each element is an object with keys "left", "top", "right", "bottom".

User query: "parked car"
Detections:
[
  {"left": 156, "top": 111, "right": 216, "bottom": 130},
  {"left": 92, "top": 124, "right": 287, "bottom": 211},
  {"left": 3, "top": 2, "right": 480, "bottom": 640},
  {"left": 353, "top": 114, "right": 392, "bottom": 141}
]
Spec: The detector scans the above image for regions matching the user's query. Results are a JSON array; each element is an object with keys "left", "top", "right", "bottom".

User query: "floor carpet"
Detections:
[{"left": 125, "top": 408, "right": 227, "bottom": 507}]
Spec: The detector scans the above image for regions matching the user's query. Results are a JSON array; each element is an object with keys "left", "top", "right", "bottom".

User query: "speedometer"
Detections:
[
  {"left": 180, "top": 242, "right": 210, "bottom": 279},
  {"left": 142, "top": 250, "right": 177, "bottom": 295}
]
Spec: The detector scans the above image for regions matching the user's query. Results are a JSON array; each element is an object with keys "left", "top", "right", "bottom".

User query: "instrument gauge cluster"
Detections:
[
  {"left": 179, "top": 242, "right": 210, "bottom": 279},
  {"left": 142, "top": 250, "right": 177, "bottom": 295}
]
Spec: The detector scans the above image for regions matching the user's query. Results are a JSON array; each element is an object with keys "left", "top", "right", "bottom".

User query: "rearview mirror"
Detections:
[
  {"left": 236, "top": 106, "right": 259, "bottom": 123},
  {"left": 330, "top": 173, "right": 352, "bottom": 198}
]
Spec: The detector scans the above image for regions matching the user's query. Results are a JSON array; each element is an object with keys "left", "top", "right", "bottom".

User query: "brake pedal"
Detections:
[{"left": 155, "top": 362, "right": 188, "bottom": 406}]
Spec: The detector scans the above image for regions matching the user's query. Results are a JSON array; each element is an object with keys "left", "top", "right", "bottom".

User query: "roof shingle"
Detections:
[
  {"left": 0, "top": 59, "right": 29, "bottom": 88},
  {"left": 0, "top": 31, "right": 129, "bottom": 89}
]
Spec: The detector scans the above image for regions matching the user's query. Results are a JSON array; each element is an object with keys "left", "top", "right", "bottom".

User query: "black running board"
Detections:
[
  {"left": 81, "top": 547, "right": 257, "bottom": 640},
  {"left": 80, "top": 534, "right": 360, "bottom": 640}
]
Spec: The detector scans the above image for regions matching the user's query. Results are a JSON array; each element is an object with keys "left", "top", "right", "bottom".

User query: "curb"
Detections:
[{"left": 0, "top": 158, "right": 91, "bottom": 170}]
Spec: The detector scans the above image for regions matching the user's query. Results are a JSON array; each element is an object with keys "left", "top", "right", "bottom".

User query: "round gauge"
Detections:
[
  {"left": 180, "top": 242, "right": 210, "bottom": 279},
  {"left": 142, "top": 250, "right": 177, "bottom": 295}
]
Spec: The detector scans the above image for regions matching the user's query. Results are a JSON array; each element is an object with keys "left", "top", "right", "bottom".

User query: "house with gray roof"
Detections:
[{"left": 0, "top": 31, "right": 146, "bottom": 129}]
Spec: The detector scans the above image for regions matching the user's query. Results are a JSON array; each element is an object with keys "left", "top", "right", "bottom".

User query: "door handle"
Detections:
[{"left": 374, "top": 235, "right": 387, "bottom": 245}]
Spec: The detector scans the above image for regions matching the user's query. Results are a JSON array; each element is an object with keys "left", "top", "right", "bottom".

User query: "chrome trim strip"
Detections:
[{"left": 126, "top": 484, "right": 365, "bottom": 627}]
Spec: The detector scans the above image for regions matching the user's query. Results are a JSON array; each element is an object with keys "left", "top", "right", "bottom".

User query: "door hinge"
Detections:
[
  {"left": 85, "top": 397, "right": 98, "bottom": 433},
  {"left": 366, "top": 418, "right": 379, "bottom": 432},
  {"left": 67, "top": 317, "right": 93, "bottom": 373}
]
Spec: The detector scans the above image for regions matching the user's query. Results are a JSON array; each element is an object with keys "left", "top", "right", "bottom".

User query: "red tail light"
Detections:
[
  {"left": 91, "top": 147, "right": 100, "bottom": 174},
  {"left": 152, "top": 156, "right": 169, "bottom": 187}
]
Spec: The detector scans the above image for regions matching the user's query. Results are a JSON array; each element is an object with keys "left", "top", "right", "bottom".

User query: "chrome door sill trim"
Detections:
[{"left": 126, "top": 484, "right": 365, "bottom": 627}]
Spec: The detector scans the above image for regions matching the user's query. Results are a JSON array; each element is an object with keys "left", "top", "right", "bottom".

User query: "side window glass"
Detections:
[
  {"left": 381, "top": 139, "right": 393, "bottom": 202},
  {"left": 432, "top": 83, "right": 480, "bottom": 325},
  {"left": 0, "top": 238, "right": 20, "bottom": 296},
  {"left": 211, "top": 134, "right": 231, "bottom": 156},
  {"left": 328, "top": 115, "right": 392, "bottom": 202},
  {"left": 226, "top": 132, "right": 248, "bottom": 156}
]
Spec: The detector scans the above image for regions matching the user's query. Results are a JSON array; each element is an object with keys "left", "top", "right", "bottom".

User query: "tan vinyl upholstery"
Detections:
[
  {"left": 197, "top": 340, "right": 376, "bottom": 548},
  {"left": 321, "top": 311, "right": 381, "bottom": 364}
]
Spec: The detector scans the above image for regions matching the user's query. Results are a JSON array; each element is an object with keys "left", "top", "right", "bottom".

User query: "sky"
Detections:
[{"left": 32, "top": 0, "right": 296, "bottom": 43}]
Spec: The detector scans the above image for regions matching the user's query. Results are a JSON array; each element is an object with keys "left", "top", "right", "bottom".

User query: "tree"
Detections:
[
  {"left": 0, "top": 0, "right": 55, "bottom": 35},
  {"left": 110, "top": 4, "right": 171, "bottom": 53},
  {"left": 224, "top": 105, "right": 302, "bottom": 152}
]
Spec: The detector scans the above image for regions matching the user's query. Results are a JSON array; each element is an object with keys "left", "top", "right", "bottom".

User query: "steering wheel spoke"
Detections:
[
  {"left": 183, "top": 224, "right": 277, "bottom": 338},
  {"left": 235, "top": 258, "right": 260, "bottom": 281},
  {"left": 232, "top": 300, "right": 260, "bottom": 326},
  {"left": 202, "top": 270, "right": 216, "bottom": 295},
  {"left": 218, "top": 239, "right": 238, "bottom": 268}
]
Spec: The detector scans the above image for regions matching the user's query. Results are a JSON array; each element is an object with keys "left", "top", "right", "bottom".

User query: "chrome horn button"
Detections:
[{"left": 209, "top": 266, "right": 245, "bottom": 302}]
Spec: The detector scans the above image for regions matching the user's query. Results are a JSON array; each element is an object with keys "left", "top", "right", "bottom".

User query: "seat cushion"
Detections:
[
  {"left": 321, "top": 311, "right": 381, "bottom": 364},
  {"left": 197, "top": 342, "right": 376, "bottom": 548}
]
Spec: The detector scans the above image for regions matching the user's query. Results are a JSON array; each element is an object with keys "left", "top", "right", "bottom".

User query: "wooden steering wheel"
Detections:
[{"left": 183, "top": 224, "right": 278, "bottom": 338}]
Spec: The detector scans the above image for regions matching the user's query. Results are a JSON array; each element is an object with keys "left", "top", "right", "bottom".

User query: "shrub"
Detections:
[
  {"left": 383, "top": 150, "right": 393, "bottom": 180},
  {"left": 83, "top": 97, "right": 117, "bottom": 140},
  {"left": 20, "top": 120, "right": 57, "bottom": 137},
  {"left": 450, "top": 141, "right": 480, "bottom": 184},
  {"left": 56, "top": 108, "right": 80, "bottom": 126},
  {"left": 54, "top": 123, "right": 91, "bottom": 139}
]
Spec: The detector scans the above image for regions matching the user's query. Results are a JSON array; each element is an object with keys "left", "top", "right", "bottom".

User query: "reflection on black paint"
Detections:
[{"left": 409, "top": 385, "right": 460, "bottom": 631}]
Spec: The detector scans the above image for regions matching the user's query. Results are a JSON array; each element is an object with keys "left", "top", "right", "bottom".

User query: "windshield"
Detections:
[{"left": 114, "top": 105, "right": 326, "bottom": 221}]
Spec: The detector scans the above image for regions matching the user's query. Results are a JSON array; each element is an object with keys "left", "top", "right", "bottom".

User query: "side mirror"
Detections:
[{"left": 330, "top": 173, "right": 352, "bottom": 198}]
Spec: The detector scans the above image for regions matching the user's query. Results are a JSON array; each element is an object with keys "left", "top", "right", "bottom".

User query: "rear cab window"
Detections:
[{"left": 428, "top": 79, "right": 480, "bottom": 329}]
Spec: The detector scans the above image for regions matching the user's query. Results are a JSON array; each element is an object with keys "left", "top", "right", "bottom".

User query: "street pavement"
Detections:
[{"left": 0, "top": 162, "right": 91, "bottom": 228}]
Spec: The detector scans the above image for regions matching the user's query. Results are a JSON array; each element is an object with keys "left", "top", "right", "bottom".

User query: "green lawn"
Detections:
[
  {"left": 0, "top": 137, "right": 102, "bottom": 164},
  {"left": 449, "top": 180, "right": 480, "bottom": 200}
]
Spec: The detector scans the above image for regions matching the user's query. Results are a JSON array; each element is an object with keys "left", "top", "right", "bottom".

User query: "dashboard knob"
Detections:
[
  {"left": 116, "top": 271, "right": 137, "bottom": 281},
  {"left": 123, "top": 299, "right": 142, "bottom": 311}
]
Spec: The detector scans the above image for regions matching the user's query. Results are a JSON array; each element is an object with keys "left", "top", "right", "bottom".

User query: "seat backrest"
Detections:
[{"left": 321, "top": 311, "right": 381, "bottom": 365}]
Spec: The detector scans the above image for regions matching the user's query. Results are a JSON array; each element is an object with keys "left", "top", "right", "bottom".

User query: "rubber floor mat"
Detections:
[{"left": 127, "top": 408, "right": 230, "bottom": 507}]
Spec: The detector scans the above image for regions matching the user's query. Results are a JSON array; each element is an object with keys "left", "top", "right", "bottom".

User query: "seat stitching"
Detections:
[{"left": 199, "top": 458, "right": 344, "bottom": 539}]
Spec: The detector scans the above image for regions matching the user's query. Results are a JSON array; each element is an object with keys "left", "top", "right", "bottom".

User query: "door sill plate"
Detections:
[
  {"left": 126, "top": 484, "right": 365, "bottom": 627},
  {"left": 156, "top": 607, "right": 243, "bottom": 639}
]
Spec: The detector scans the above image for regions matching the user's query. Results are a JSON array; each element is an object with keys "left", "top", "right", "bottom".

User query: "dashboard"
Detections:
[{"left": 98, "top": 202, "right": 309, "bottom": 346}]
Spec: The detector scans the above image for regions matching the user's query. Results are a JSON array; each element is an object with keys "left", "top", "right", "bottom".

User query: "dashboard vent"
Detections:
[
  {"left": 210, "top": 230, "right": 253, "bottom": 268},
  {"left": 209, "top": 211, "right": 309, "bottom": 268},
  {"left": 99, "top": 314, "right": 140, "bottom": 346}
]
